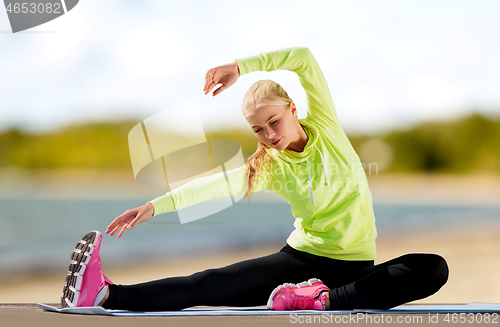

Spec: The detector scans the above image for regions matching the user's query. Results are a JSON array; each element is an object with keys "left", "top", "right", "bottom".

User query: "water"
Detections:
[{"left": 1, "top": 197, "right": 499, "bottom": 279}]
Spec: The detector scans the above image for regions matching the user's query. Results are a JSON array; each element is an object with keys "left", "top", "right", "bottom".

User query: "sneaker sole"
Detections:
[
  {"left": 266, "top": 278, "right": 323, "bottom": 309},
  {"left": 61, "top": 231, "right": 101, "bottom": 308}
]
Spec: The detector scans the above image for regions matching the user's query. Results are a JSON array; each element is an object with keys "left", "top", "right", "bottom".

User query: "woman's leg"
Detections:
[
  {"left": 103, "top": 245, "right": 333, "bottom": 311},
  {"left": 327, "top": 253, "right": 449, "bottom": 310}
]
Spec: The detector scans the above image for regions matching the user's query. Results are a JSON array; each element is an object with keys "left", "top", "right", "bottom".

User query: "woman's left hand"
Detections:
[
  {"left": 203, "top": 61, "right": 240, "bottom": 96},
  {"left": 105, "top": 202, "right": 155, "bottom": 238}
]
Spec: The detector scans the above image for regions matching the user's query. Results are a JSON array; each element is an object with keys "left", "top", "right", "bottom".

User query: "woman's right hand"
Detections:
[
  {"left": 203, "top": 61, "right": 240, "bottom": 97},
  {"left": 105, "top": 202, "right": 155, "bottom": 238}
]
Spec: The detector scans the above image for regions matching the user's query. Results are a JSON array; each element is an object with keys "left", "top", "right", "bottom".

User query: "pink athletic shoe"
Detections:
[
  {"left": 267, "top": 278, "right": 330, "bottom": 310},
  {"left": 61, "top": 231, "right": 113, "bottom": 308}
]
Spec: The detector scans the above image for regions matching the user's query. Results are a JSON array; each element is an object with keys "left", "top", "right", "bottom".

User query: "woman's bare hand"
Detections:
[
  {"left": 105, "top": 202, "right": 155, "bottom": 238},
  {"left": 203, "top": 61, "right": 240, "bottom": 96}
]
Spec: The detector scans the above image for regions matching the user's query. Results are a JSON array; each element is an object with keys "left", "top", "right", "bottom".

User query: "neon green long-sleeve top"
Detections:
[{"left": 150, "top": 46, "right": 377, "bottom": 261}]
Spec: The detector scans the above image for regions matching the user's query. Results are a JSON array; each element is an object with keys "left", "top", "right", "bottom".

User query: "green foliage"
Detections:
[
  {"left": 1, "top": 112, "right": 500, "bottom": 173},
  {"left": 349, "top": 112, "right": 500, "bottom": 174},
  {"left": 0, "top": 122, "right": 135, "bottom": 169},
  {"left": 205, "top": 128, "right": 259, "bottom": 161}
]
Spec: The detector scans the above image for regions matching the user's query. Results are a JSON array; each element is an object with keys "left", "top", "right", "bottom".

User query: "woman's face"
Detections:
[{"left": 245, "top": 102, "right": 298, "bottom": 151}]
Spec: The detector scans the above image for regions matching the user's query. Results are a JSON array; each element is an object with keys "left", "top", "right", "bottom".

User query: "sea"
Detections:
[{"left": 1, "top": 197, "right": 499, "bottom": 279}]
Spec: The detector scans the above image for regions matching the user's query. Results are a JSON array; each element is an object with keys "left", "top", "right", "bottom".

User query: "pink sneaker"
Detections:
[
  {"left": 61, "top": 231, "right": 113, "bottom": 308},
  {"left": 267, "top": 278, "right": 330, "bottom": 310}
]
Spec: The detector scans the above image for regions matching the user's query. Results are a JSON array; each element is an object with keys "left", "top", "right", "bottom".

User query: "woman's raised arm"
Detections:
[{"left": 235, "top": 46, "right": 340, "bottom": 129}]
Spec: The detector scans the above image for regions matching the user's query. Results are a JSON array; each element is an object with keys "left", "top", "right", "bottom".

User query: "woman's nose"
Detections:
[{"left": 265, "top": 128, "right": 275, "bottom": 139}]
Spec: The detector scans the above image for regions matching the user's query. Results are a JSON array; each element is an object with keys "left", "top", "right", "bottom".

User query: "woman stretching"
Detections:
[{"left": 61, "top": 46, "right": 449, "bottom": 311}]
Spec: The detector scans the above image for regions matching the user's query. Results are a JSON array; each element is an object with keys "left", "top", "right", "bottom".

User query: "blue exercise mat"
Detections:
[{"left": 37, "top": 302, "right": 500, "bottom": 316}]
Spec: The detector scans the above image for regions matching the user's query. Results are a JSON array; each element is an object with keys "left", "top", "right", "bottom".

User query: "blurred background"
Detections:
[{"left": 0, "top": 0, "right": 499, "bottom": 305}]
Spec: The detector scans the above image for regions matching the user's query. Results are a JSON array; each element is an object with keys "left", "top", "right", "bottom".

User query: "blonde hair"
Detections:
[{"left": 242, "top": 80, "right": 293, "bottom": 201}]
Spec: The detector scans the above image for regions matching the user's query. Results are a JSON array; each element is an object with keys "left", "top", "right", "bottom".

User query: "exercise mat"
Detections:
[{"left": 37, "top": 302, "right": 500, "bottom": 316}]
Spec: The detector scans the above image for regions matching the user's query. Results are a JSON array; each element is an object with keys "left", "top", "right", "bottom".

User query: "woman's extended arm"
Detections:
[
  {"left": 106, "top": 163, "right": 271, "bottom": 238},
  {"left": 235, "top": 46, "right": 340, "bottom": 129}
]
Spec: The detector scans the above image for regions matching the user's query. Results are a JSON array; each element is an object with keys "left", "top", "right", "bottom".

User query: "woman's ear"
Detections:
[{"left": 290, "top": 102, "right": 297, "bottom": 117}]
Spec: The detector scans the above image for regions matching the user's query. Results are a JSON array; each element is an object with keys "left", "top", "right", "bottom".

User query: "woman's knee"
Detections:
[
  {"left": 430, "top": 254, "right": 449, "bottom": 288},
  {"left": 406, "top": 253, "right": 449, "bottom": 289}
]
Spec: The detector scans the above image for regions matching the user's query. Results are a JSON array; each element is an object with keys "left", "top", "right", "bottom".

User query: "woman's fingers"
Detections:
[
  {"left": 213, "top": 84, "right": 228, "bottom": 96},
  {"left": 204, "top": 83, "right": 214, "bottom": 95},
  {"left": 105, "top": 220, "right": 119, "bottom": 234},
  {"left": 203, "top": 69, "right": 215, "bottom": 94},
  {"left": 204, "top": 68, "right": 224, "bottom": 95},
  {"left": 106, "top": 215, "right": 124, "bottom": 233},
  {"left": 204, "top": 78, "right": 217, "bottom": 95},
  {"left": 106, "top": 221, "right": 120, "bottom": 235},
  {"left": 110, "top": 224, "right": 122, "bottom": 236},
  {"left": 106, "top": 210, "right": 135, "bottom": 233},
  {"left": 106, "top": 203, "right": 154, "bottom": 238},
  {"left": 203, "top": 79, "right": 212, "bottom": 94},
  {"left": 116, "top": 213, "right": 142, "bottom": 237},
  {"left": 111, "top": 221, "right": 129, "bottom": 237},
  {"left": 117, "top": 225, "right": 128, "bottom": 238},
  {"left": 106, "top": 212, "right": 136, "bottom": 236}
]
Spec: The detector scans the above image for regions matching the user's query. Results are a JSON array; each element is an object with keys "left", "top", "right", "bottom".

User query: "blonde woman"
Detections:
[{"left": 61, "top": 46, "right": 448, "bottom": 311}]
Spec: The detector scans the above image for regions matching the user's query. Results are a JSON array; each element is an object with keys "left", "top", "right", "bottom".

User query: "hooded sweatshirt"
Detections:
[{"left": 150, "top": 46, "right": 377, "bottom": 261}]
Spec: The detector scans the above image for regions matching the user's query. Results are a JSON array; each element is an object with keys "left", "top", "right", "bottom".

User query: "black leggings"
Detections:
[{"left": 103, "top": 244, "right": 449, "bottom": 311}]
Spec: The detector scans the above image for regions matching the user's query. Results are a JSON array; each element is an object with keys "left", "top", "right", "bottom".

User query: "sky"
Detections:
[{"left": 0, "top": 0, "right": 499, "bottom": 136}]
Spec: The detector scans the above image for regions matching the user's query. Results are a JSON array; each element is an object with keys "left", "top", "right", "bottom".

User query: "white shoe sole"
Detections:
[
  {"left": 61, "top": 231, "right": 101, "bottom": 308},
  {"left": 266, "top": 278, "right": 323, "bottom": 309}
]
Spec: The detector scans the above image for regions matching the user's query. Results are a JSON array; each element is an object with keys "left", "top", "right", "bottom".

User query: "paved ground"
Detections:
[{"left": 2, "top": 304, "right": 499, "bottom": 327}]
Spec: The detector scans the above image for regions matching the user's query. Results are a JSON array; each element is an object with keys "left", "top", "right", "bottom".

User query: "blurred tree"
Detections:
[{"left": 0, "top": 112, "right": 499, "bottom": 174}]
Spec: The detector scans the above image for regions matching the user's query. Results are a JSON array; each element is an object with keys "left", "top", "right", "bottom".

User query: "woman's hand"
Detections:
[
  {"left": 203, "top": 61, "right": 240, "bottom": 96},
  {"left": 105, "top": 202, "right": 155, "bottom": 238}
]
